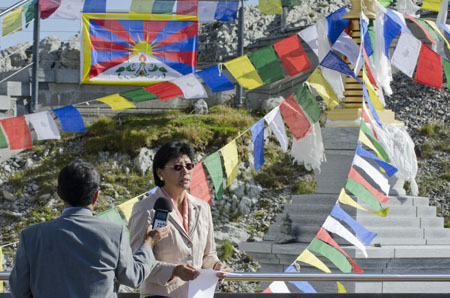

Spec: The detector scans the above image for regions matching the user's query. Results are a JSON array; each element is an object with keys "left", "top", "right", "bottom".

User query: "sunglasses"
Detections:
[{"left": 165, "top": 163, "right": 195, "bottom": 171}]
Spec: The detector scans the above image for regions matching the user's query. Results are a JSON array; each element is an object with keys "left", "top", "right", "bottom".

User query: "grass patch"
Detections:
[{"left": 219, "top": 241, "right": 235, "bottom": 261}]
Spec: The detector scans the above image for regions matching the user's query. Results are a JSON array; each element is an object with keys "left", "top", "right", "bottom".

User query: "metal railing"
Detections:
[{"left": 0, "top": 0, "right": 31, "bottom": 17}]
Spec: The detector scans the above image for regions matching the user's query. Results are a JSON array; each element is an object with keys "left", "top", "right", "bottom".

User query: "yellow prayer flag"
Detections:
[
  {"left": 296, "top": 249, "right": 331, "bottom": 273},
  {"left": 338, "top": 188, "right": 389, "bottom": 217},
  {"left": 259, "top": 0, "right": 283, "bottom": 15},
  {"left": 96, "top": 94, "right": 136, "bottom": 111},
  {"left": 358, "top": 131, "right": 385, "bottom": 161},
  {"left": 306, "top": 68, "right": 340, "bottom": 109},
  {"left": 219, "top": 140, "right": 239, "bottom": 187},
  {"left": 224, "top": 56, "right": 264, "bottom": 90},
  {"left": 0, "top": 246, "right": 3, "bottom": 293},
  {"left": 422, "top": 0, "right": 442, "bottom": 11},
  {"left": 424, "top": 20, "right": 450, "bottom": 50},
  {"left": 363, "top": 71, "right": 384, "bottom": 111},
  {"left": 130, "top": 0, "right": 154, "bottom": 13},
  {"left": 118, "top": 197, "right": 140, "bottom": 222},
  {"left": 2, "top": 7, "right": 23, "bottom": 37},
  {"left": 337, "top": 282, "right": 347, "bottom": 293}
]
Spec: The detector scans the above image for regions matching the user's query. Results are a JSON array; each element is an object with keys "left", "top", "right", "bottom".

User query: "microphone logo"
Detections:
[{"left": 152, "top": 197, "right": 172, "bottom": 228}]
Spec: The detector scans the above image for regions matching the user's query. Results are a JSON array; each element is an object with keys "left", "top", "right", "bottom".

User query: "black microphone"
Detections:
[{"left": 152, "top": 197, "right": 172, "bottom": 228}]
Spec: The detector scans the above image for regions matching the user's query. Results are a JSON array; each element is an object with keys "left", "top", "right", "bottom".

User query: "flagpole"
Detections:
[
  {"left": 235, "top": 0, "right": 244, "bottom": 108},
  {"left": 30, "top": 0, "right": 40, "bottom": 113}
]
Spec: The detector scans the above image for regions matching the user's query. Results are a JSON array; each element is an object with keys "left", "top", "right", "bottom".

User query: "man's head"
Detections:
[{"left": 57, "top": 159, "right": 100, "bottom": 207}]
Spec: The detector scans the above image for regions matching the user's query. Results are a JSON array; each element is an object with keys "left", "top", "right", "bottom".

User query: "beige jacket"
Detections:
[{"left": 129, "top": 187, "right": 220, "bottom": 298}]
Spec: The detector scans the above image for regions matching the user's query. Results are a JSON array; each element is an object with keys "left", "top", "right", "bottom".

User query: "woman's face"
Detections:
[{"left": 157, "top": 154, "right": 194, "bottom": 191}]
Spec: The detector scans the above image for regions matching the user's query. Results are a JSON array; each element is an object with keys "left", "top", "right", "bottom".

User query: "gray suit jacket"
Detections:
[{"left": 9, "top": 208, "right": 156, "bottom": 298}]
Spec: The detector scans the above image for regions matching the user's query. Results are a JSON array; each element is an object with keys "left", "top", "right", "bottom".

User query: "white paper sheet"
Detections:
[{"left": 188, "top": 269, "right": 219, "bottom": 298}]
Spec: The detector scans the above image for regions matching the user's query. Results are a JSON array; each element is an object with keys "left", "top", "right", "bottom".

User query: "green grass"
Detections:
[{"left": 219, "top": 241, "right": 235, "bottom": 261}]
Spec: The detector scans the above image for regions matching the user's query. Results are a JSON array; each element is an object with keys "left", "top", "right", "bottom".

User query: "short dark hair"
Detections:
[
  {"left": 58, "top": 159, "right": 100, "bottom": 207},
  {"left": 153, "top": 142, "right": 195, "bottom": 187}
]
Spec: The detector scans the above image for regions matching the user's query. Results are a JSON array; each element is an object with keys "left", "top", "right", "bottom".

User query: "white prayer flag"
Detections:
[
  {"left": 395, "top": 0, "right": 421, "bottom": 17},
  {"left": 332, "top": 31, "right": 360, "bottom": 67},
  {"left": 172, "top": 74, "right": 208, "bottom": 99},
  {"left": 391, "top": 31, "right": 421, "bottom": 78},
  {"left": 198, "top": 1, "right": 218, "bottom": 22},
  {"left": 290, "top": 122, "right": 326, "bottom": 171},
  {"left": 374, "top": 1, "right": 393, "bottom": 95},
  {"left": 25, "top": 111, "right": 61, "bottom": 140},
  {"left": 264, "top": 106, "right": 289, "bottom": 153},
  {"left": 54, "top": 0, "right": 84, "bottom": 20},
  {"left": 352, "top": 154, "right": 390, "bottom": 196},
  {"left": 298, "top": 24, "right": 319, "bottom": 57},
  {"left": 267, "top": 281, "right": 290, "bottom": 293}
]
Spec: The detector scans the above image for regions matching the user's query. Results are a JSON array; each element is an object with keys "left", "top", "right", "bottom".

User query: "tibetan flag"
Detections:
[
  {"left": 83, "top": 0, "right": 106, "bottom": 13},
  {"left": 219, "top": 140, "right": 239, "bottom": 187},
  {"left": 296, "top": 249, "right": 331, "bottom": 273},
  {"left": 203, "top": 152, "right": 224, "bottom": 200},
  {"left": 196, "top": 65, "right": 235, "bottom": 93},
  {"left": 264, "top": 106, "right": 289, "bottom": 153},
  {"left": 224, "top": 55, "right": 264, "bottom": 90},
  {"left": 422, "top": 0, "right": 443, "bottom": 11},
  {"left": 190, "top": 162, "right": 212, "bottom": 204},
  {"left": 348, "top": 167, "right": 390, "bottom": 203},
  {"left": 345, "top": 178, "right": 384, "bottom": 212},
  {"left": 117, "top": 197, "right": 139, "bottom": 222},
  {"left": 250, "top": 119, "right": 265, "bottom": 172},
  {"left": 338, "top": 188, "right": 389, "bottom": 217},
  {"left": 308, "top": 238, "right": 352, "bottom": 273},
  {"left": 54, "top": 0, "right": 84, "bottom": 20},
  {"left": 2, "top": 8, "right": 22, "bottom": 37},
  {"left": 263, "top": 281, "right": 290, "bottom": 293},
  {"left": 356, "top": 145, "right": 397, "bottom": 177},
  {"left": 120, "top": 88, "right": 158, "bottom": 102},
  {"left": 176, "top": 0, "right": 199, "bottom": 16},
  {"left": 390, "top": 31, "right": 421, "bottom": 78},
  {"left": 273, "top": 34, "right": 312, "bottom": 77},
  {"left": 171, "top": 73, "right": 208, "bottom": 99},
  {"left": 285, "top": 265, "right": 316, "bottom": 293},
  {"left": 0, "top": 116, "right": 33, "bottom": 150},
  {"left": 330, "top": 205, "right": 377, "bottom": 246},
  {"left": 40, "top": 0, "right": 61, "bottom": 19},
  {"left": 259, "top": 0, "right": 283, "bottom": 15},
  {"left": 306, "top": 68, "right": 340, "bottom": 109},
  {"left": 144, "top": 82, "right": 184, "bottom": 100},
  {"left": 214, "top": 2, "right": 240, "bottom": 23},
  {"left": 0, "top": 126, "right": 8, "bottom": 148},
  {"left": 97, "top": 94, "right": 136, "bottom": 110},
  {"left": 353, "top": 154, "right": 390, "bottom": 196},
  {"left": 414, "top": 43, "right": 443, "bottom": 89},
  {"left": 24, "top": 111, "right": 61, "bottom": 140},
  {"left": 326, "top": 7, "right": 350, "bottom": 44},
  {"left": 52, "top": 105, "right": 86, "bottom": 132},
  {"left": 198, "top": 1, "right": 218, "bottom": 22},
  {"left": 130, "top": 0, "right": 154, "bottom": 13},
  {"left": 443, "top": 58, "right": 450, "bottom": 90},
  {"left": 248, "top": 46, "right": 285, "bottom": 85},
  {"left": 320, "top": 51, "right": 361, "bottom": 83},
  {"left": 279, "top": 95, "right": 311, "bottom": 140},
  {"left": 81, "top": 13, "right": 198, "bottom": 85}
]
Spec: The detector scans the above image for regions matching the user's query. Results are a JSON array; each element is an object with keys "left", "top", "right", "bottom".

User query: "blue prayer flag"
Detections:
[
  {"left": 52, "top": 105, "right": 86, "bottom": 132},
  {"left": 360, "top": 18, "right": 373, "bottom": 57},
  {"left": 196, "top": 66, "right": 235, "bottom": 93},
  {"left": 148, "top": 186, "right": 158, "bottom": 195},
  {"left": 362, "top": 84, "right": 383, "bottom": 128},
  {"left": 356, "top": 145, "right": 397, "bottom": 177},
  {"left": 383, "top": 15, "right": 401, "bottom": 58},
  {"left": 214, "top": 1, "right": 240, "bottom": 23},
  {"left": 83, "top": 0, "right": 106, "bottom": 12},
  {"left": 330, "top": 205, "right": 377, "bottom": 245},
  {"left": 326, "top": 7, "right": 350, "bottom": 44},
  {"left": 438, "top": 23, "right": 450, "bottom": 38},
  {"left": 250, "top": 119, "right": 265, "bottom": 172},
  {"left": 320, "top": 51, "right": 362, "bottom": 83},
  {"left": 285, "top": 265, "right": 317, "bottom": 293}
]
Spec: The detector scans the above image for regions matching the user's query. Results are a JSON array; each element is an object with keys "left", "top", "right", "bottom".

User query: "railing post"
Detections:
[
  {"left": 235, "top": 0, "right": 244, "bottom": 108},
  {"left": 30, "top": 0, "right": 40, "bottom": 113}
]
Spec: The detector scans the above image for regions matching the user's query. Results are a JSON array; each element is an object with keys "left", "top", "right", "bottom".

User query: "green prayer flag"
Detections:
[
  {"left": 308, "top": 238, "right": 352, "bottom": 273},
  {"left": 0, "top": 127, "right": 8, "bottom": 148},
  {"left": 368, "top": 21, "right": 375, "bottom": 51},
  {"left": 120, "top": 88, "right": 158, "bottom": 103},
  {"left": 416, "top": 18, "right": 441, "bottom": 43},
  {"left": 345, "top": 178, "right": 383, "bottom": 212},
  {"left": 2, "top": 7, "right": 23, "bottom": 37},
  {"left": 203, "top": 152, "right": 224, "bottom": 200},
  {"left": 294, "top": 84, "right": 321, "bottom": 123},
  {"left": 443, "top": 58, "right": 450, "bottom": 91},
  {"left": 379, "top": 0, "right": 393, "bottom": 8},
  {"left": 360, "top": 119, "right": 390, "bottom": 162},
  {"left": 97, "top": 207, "right": 130, "bottom": 237},
  {"left": 23, "top": 0, "right": 35, "bottom": 28},
  {"left": 130, "top": 0, "right": 154, "bottom": 13},
  {"left": 248, "top": 46, "right": 284, "bottom": 85},
  {"left": 152, "top": 0, "right": 175, "bottom": 14},
  {"left": 281, "top": 0, "right": 302, "bottom": 7}
]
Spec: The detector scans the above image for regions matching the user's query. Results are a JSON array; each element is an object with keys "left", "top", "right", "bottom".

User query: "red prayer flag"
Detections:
[
  {"left": 40, "top": 0, "right": 61, "bottom": 19},
  {"left": 0, "top": 116, "right": 33, "bottom": 150},
  {"left": 189, "top": 162, "right": 212, "bottom": 204},
  {"left": 414, "top": 44, "right": 443, "bottom": 89},
  {"left": 316, "top": 228, "right": 363, "bottom": 273},
  {"left": 144, "top": 82, "right": 184, "bottom": 101},
  {"left": 348, "top": 167, "right": 390, "bottom": 203},
  {"left": 363, "top": 47, "right": 378, "bottom": 88},
  {"left": 361, "top": 107, "right": 378, "bottom": 140},
  {"left": 273, "top": 34, "right": 312, "bottom": 77},
  {"left": 279, "top": 94, "right": 311, "bottom": 140},
  {"left": 176, "top": 0, "right": 199, "bottom": 16}
]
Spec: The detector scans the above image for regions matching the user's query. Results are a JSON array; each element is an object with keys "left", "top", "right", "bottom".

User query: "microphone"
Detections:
[{"left": 152, "top": 197, "right": 172, "bottom": 228}]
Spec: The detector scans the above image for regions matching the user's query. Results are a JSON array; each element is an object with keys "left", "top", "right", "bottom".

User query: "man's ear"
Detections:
[{"left": 91, "top": 190, "right": 99, "bottom": 207}]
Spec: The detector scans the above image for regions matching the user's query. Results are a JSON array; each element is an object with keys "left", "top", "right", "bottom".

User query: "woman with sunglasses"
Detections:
[{"left": 129, "top": 141, "right": 230, "bottom": 298}]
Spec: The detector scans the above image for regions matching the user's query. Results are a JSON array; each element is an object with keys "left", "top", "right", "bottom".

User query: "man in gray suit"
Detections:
[{"left": 9, "top": 159, "right": 169, "bottom": 298}]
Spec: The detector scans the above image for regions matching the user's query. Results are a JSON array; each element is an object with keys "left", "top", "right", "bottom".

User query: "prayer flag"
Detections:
[
  {"left": 308, "top": 238, "right": 352, "bottom": 273},
  {"left": 176, "top": 0, "right": 198, "bottom": 16},
  {"left": 190, "top": 162, "right": 212, "bottom": 204},
  {"left": 144, "top": 82, "right": 184, "bottom": 100},
  {"left": 338, "top": 188, "right": 389, "bottom": 217},
  {"left": 363, "top": 85, "right": 383, "bottom": 127},
  {"left": 422, "top": 0, "right": 443, "bottom": 11},
  {"left": 374, "top": 3, "right": 394, "bottom": 95},
  {"left": 250, "top": 119, "right": 265, "bottom": 172},
  {"left": 130, "top": 0, "right": 154, "bottom": 13},
  {"left": 52, "top": 105, "right": 86, "bottom": 132},
  {"left": 380, "top": 0, "right": 394, "bottom": 7},
  {"left": 196, "top": 65, "right": 235, "bottom": 93},
  {"left": 273, "top": 34, "right": 312, "bottom": 77},
  {"left": 198, "top": 2, "right": 218, "bottom": 22},
  {"left": 148, "top": 186, "right": 158, "bottom": 195},
  {"left": 443, "top": 58, "right": 450, "bottom": 90},
  {"left": 345, "top": 178, "right": 384, "bottom": 212},
  {"left": 0, "top": 126, "right": 8, "bottom": 148},
  {"left": 294, "top": 84, "right": 320, "bottom": 123},
  {"left": 348, "top": 167, "right": 390, "bottom": 203},
  {"left": 320, "top": 51, "right": 361, "bottom": 83},
  {"left": 330, "top": 205, "right": 377, "bottom": 246},
  {"left": 285, "top": 265, "right": 317, "bottom": 293},
  {"left": 383, "top": 14, "right": 401, "bottom": 58},
  {"left": 117, "top": 197, "right": 140, "bottom": 222},
  {"left": 40, "top": 0, "right": 61, "bottom": 19},
  {"left": 97, "top": 207, "right": 130, "bottom": 236},
  {"left": 248, "top": 46, "right": 285, "bottom": 85},
  {"left": 404, "top": 14, "right": 437, "bottom": 44},
  {"left": 416, "top": 18, "right": 441, "bottom": 43},
  {"left": 219, "top": 140, "right": 239, "bottom": 187},
  {"left": 290, "top": 122, "right": 326, "bottom": 171},
  {"left": 332, "top": 32, "right": 360, "bottom": 67},
  {"left": 363, "top": 76, "right": 383, "bottom": 112},
  {"left": 306, "top": 68, "right": 340, "bottom": 109},
  {"left": 54, "top": 0, "right": 84, "bottom": 20},
  {"left": 356, "top": 145, "right": 397, "bottom": 177},
  {"left": 2, "top": 8, "right": 22, "bottom": 37},
  {"left": 326, "top": 7, "right": 350, "bottom": 44},
  {"left": 24, "top": 111, "right": 61, "bottom": 140},
  {"left": 214, "top": 2, "right": 240, "bottom": 23},
  {"left": 279, "top": 95, "right": 311, "bottom": 140},
  {"left": 439, "top": 23, "right": 450, "bottom": 38},
  {"left": 414, "top": 43, "right": 443, "bottom": 89},
  {"left": 337, "top": 282, "right": 347, "bottom": 293},
  {"left": 353, "top": 154, "right": 390, "bottom": 196},
  {"left": 296, "top": 249, "right": 331, "bottom": 273},
  {"left": 263, "top": 281, "right": 290, "bottom": 293},
  {"left": 281, "top": 0, "right": 302, "bottom": 7},
  {"left": 264, "top": 106, "right": 289, "bottom": 153},
  {"left": 120, "top": 88, "right": 158, "bottom": 103},
  {"left": 361, "top": 100, "right": 378, "bottom": 139},
  {"left": 203, "top": 152, "right": 224, "bottom": 200},
  {"left": 171, "top": 73, "right": 208, "bottom": 99},
  {"left": 0, "top": 116, "right": 33, "bottom": 150},
  {"left": 424, "top": 20, "right": 450, "bottom": 49},
  {"left": 83, "top": 0, "right": 106, "bottom": 13},
  {"left": 361, "top": 16, "right": 373, "bottom": 57},
  {"left": 23, "top": 1, "right": 35, "bottom": 28},
  {"left": 390, "top": 31, "right": 421, "bottom": 78},
  {"left": 96, "top": 94, "right": 136, "bottom": 111},
  {"left": 363, "top": 49, "right": 377, "bottom": 88},
  {"left": 360, "top": 120, "right": 390, "bottom": 162},
  {"left": 152, "top": 0, "right": 176, "bottom": 14},
  {"left": 298, "top": 24, "right": 319, "bottom": 57},
  {"left": 224, "top": 56, "right": 264, "bottom": 89},
  {"left": 259, "top": 0, "right": 283, "bottom": 15}
]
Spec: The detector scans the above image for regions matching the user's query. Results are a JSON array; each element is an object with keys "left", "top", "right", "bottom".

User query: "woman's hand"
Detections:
[
  {"left": 144, "top": 224, "right": 170, "bottom": 247},
  {"left": 172, "top": 264, "right": 200, "bottom": 281},
  {"left": 213, "top": 262, "right": 231, "bottom": 280}
]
